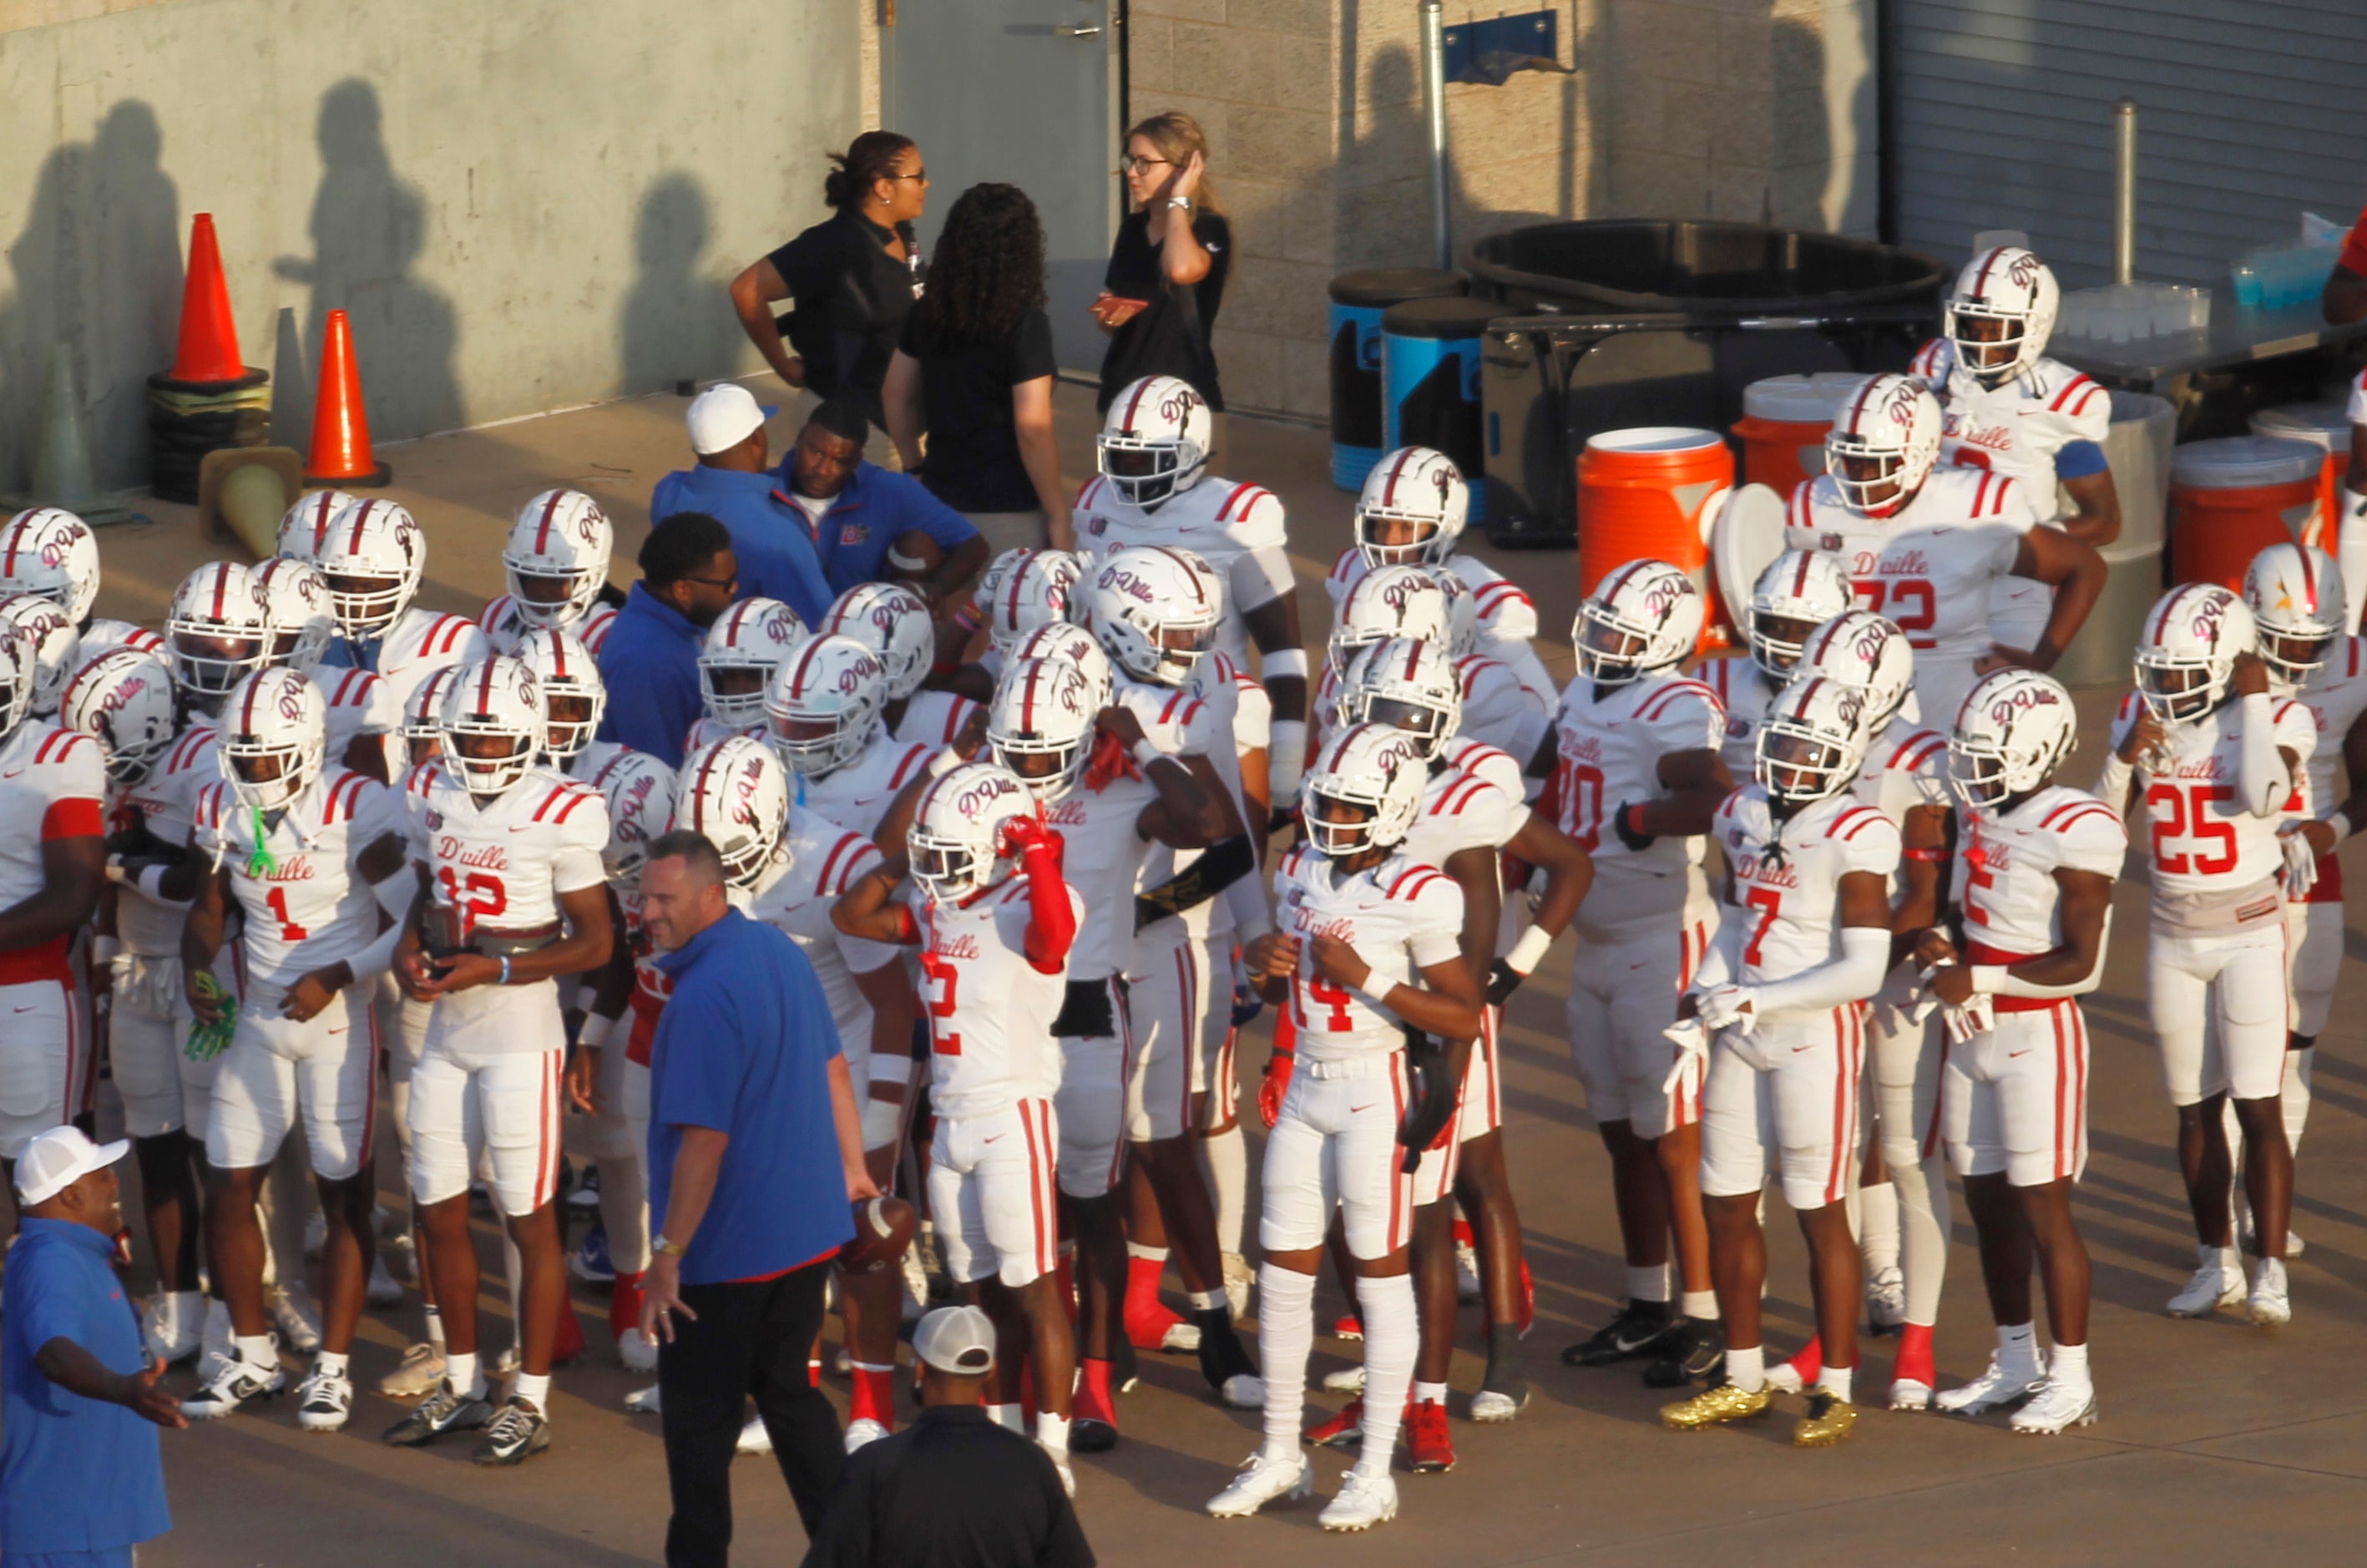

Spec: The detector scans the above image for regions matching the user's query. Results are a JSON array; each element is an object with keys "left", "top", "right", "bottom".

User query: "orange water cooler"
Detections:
[
  {"left": 2248, "top": 402, "right": 2350, "bottom": 552},
  {"left": 1729, "top": 372, "right": 1864, "bottom": 500},
  {"left": 1577, "top": 427, "right": 1735, "bottom": 649},
  {"left": 2167, "top": 436, "right": 2323, "bottom": 592}
]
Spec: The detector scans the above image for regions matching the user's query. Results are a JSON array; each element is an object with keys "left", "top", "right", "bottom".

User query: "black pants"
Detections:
[{"left": 660, "top": 1258, "right": 842, "bottom": 1566}]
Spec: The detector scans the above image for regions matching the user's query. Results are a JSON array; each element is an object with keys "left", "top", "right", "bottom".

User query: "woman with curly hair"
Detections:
[{"left": 884, "top": 182, "right": 1070, "bottom": 552}]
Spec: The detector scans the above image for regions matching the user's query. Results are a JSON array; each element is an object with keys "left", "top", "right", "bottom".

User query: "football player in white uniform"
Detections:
[
  {"left": 1546, "top": 562, "right": 1733, "bottom": 1380},
  {"left": 253, "top": 555, "right": 392, "bottom": 781},
  {"left": 1788, "top": 372, "right": 2106, "bottom": 731},
  {"left": 1659, "top": 676, "right": 1900, "bottom": 1447},
  {"left": 1313, "top": 564, "right": 1456, "bottom": 759},
  {"left": 690, "top": 597, "right": 807, "bottom": 751},
  {"left": 1701, "top": 550, "right": 1854, "bottom": 779},
  {"left": 309, "top": 497, "right": 491, "bottom": 771},
  {"left": 1915, "top": 669, "right": 2121, "bottom": 1434},
  {"left": 765, "top": 635, "right": 936, "bottom": 836},
  {"left": 178, "top": 670, "right": 412, "bottom": 1430},
  {"left": 2339, "top": 367, "right": 2367, "bottom": 631},
  {"left": 822, "top": 582, "right": 979, "bottom": 747},
  {"left": 1072, "top": 376, "right": 1310, "bottom": 814},
  {"left": 479, "top": 489, "right": 619, "bottom": 655},
  {"left": 0, "top": 505, "right": 161, "bottom": 660},
  {"left": 1911, "top": 247, "right": 2121, "bottom": 651},
  {"left": 1207, "top": 725, "right": 1481, "bottom": 1531},
  {"left": 2099, "top": 585, "right": 2311, "bottom": 1325},
  {"left": 385, "top": 655, "right": 614, "bottom": 1464},
  {"left": 1324, "top": 447, "right": 1556, "bottom": 710},
  {"left": 0, "top": 594, "right": 79, "bottom": 720},
  {"left": 833, "top": 761, "right": 1086, "bottom": 1493}
]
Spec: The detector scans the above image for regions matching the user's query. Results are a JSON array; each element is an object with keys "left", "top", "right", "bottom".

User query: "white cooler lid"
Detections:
[
  {"left": 2248, "top": 401, "right": 2350, "bottom": 453},
  {"left": 1586, "top": 426, "right": 1724, "bottom": 454},
  {"left": 2169, "top": 435, "right": 2322, "bottom": 489},
  {"left": 1741, "top": 372, "right": 1868, "bottom": 424}
]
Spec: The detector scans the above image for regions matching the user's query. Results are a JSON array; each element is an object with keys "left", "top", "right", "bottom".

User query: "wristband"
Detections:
[
  {"left": 579, "top": 1011, "right": 616, "bottom": 1050},
  {"left": 1166, "top": 195, "right": 1191, "bottom": 209},
  {"left": 928, "top": 746, "right": 964, "bottom": 778},
  {"left": 498, "top": 954, "right": 513, "bottom": 986},
  {"left": 1904, "top": 846, "right": 1948, "bottom": 862},
  {"left": 1132, "top": 737, "right": 1164, "bottom": 768},
  {"left": 1262, "top": 648, "right": 1310, "bottom": 680},
  {"left": 1505, "top": 924, "right": 1553, "bottom": 975},
  {"left": 1968, "top": 965, "right": 2009, "bottom": 996},
  {"left": 2329, "top": 811, "right": 2353, "bottom": 847},
  {"left": 137, "top": 863, "right": 170, "bottom": 903}
]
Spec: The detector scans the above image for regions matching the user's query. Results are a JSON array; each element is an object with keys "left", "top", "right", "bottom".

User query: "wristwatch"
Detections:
[
  {"left": 1165, "top": 195, "right": 1191, "bottom": 210},
  {"left": 652, "top": 1234, "right": 687, "bottom": 1258}
]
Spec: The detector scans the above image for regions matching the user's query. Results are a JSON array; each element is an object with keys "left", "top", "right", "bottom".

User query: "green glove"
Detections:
[{"left": 185, "top": 971, "right": 236, "bottom": 1061}]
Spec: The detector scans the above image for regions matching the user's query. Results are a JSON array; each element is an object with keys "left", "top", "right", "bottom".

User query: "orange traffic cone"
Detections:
[
  {"left": 169, "top": 214, "right": 247, "bottom": 383},
  {"left": 303, "top": 309, "right": 390, "bottom": 486}
]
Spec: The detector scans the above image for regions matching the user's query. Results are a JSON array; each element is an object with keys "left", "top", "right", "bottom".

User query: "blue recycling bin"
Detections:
[
  {"left": 1382, "top": 296, "right": 1499, "bottom": 521},
  {"left": 1328, "top": 268, "right": 1467, "bottom": 490}
]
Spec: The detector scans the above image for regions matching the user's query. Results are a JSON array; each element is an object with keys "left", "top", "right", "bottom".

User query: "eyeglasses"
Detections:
[
  {"left": 1119, "top": 155, "right": 1172, "bottom": 175},
  {"left": 885, "top": 169, "right": 928, "bottom": 184},
  {"left": 682, "top": 571, "right": 740, "bottom": 592}
]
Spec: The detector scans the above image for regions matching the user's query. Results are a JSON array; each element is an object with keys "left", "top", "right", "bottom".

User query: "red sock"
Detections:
[
  {"left": 849, "top": 1362, "right": 898, "bottom": 1428},
  {"left": 551, "top": 1293, "right": 587, "bottom": 1364},
  {"left": 1125, "top": 1253, "right": 1173, "bottom": 1323},
  {"left": 1785, "top": 1335, "right": 1823, "bottom": 1386},
  {"left": 1075, "top": 1358, "right": 1118, "bottom": 1426},
  {"left": 1453, "top": 1218, "right": 1476, "bottom": 1248},
  {"left": 1892, "top": 1323, "right": 1935, "bottom": 1388},
  {"left": 609, "top": 1272, "right": 644, "bottom": 1343}
]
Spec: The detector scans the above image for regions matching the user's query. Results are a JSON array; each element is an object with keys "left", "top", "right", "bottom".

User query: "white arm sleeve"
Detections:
[
  {"left": 342, "top": 913, "right": 406, "bottom": 984},
  {"left": 1223, "top": 859, "right": 1273, "bottom": 940},
  {"left": 2238, "top": 692, "right": 2290, "bottom": 817},
  {"left": 1745, "top": 925, "right": 1892, "bottom": 1015},
  {"left": 1231, "top": 547, "right": 1296, "bottom": 612},
  {"left": 2094, "top": 749, "right": 2135, "bottom": 809},
  {"left": 1267, "top": 719, "right": 1307, "bottom": 812}
]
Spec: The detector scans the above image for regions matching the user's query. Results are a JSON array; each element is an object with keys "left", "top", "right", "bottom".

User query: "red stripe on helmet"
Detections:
[{"left": 536, "top": 491, "right": 563, "bottom": 554}]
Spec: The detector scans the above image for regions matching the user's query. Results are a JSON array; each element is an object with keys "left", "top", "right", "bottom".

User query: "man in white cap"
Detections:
[
  {"left": 800, "top": 1305, "right": 1095, "bottom": 1568},
  {"left": 2, "top": 1127, "right": 184, "bottom": 1565},
  {"left": 651, "top": 382, "right": 837, "bottom": 624}
]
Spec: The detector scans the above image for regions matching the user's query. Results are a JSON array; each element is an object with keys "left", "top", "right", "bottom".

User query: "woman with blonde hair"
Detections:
[{"left": 1092, "top": 112, "right": 1232, "bottom": 446}]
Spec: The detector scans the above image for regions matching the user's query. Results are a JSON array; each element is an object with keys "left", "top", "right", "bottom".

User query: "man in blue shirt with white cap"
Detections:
[{"left": 651, "top": 383, "right": 837, "bottom": 625}]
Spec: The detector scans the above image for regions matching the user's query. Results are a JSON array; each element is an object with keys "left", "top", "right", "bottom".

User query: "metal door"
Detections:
[{"left": 887, "top": 0, "right": 1117, "bottom": 373}]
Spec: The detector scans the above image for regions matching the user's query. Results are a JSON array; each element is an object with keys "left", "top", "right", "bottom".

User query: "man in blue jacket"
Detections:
[
  {"left": 651, "top": 386, "right": 837, "bottom": 625},
  {"left": 596, "top": 513, "right": 738, "bottom": 768},
  {"left": 779, "top": 400, "right": 989, "bottom": 608}
]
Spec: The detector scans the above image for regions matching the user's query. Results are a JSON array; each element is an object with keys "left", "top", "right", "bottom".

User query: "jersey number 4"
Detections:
[
  {"left": 2147, "top": 781, "right": 2238, "bottom": 875},
  {"left": 1296, "top": 974, "right": 1358, "bottom": 1033}
]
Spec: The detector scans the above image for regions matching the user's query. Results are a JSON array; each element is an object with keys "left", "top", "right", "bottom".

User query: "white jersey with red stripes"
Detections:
[
  {"left": 193, "top": 768, "right": 402, "bottom": 989},
  {"left": 0, "top": 721, "right": 102, "bottom": 914},
  {"left": 1441, "top": 736, "right": 1525, "bottom": 802},
  {"left": 1402, "top": 756, "right": 1528, "bottom": 870},
  {"left": 892, "top": 689, "right": 981, "bottom": 750},
  {"left": 1910, "top": 340, "right": 2111, "bottom": 521},
  {"left": 1552, "top": 670, "right": 1723, "bottom": 933},
  {"left": 1712, "top": 786, "right": 1901, "bottom": 998},
  {"left": 130, "top": 721, "right": 220, "bottom": 857},
  {"left": 1454, "top": 651, "right": 1550, "bottom": 765},
  {"left": 2283, "top": 636, "right": 2367, "bottom": 906},
  {"left": 1191, "top": 649, "right": 1271, "bottom": 756},
  {"left": 1955, "top": 785, "right": 2125, "bottom": 963},
  {"left": 1071, "top": 472, "right": 1291, "bottom": 666},
  {"left": 1786, "top": 468, "right": 2039, "bottom": 663},
  {"left": 1700, "top": 655, "right": 1780, "bottom": 781},
  {"left": 682, "top": 716, "right": 762, "bottom": 756},
  {"left": 2108, "top": 690, "right": 2315, "bottom": 929},
  {"left": 478, "top": 596, "right": 616, "bottom": 658},
  {"left": 746, "top": 806, "right": 904, "bottom": 1063},
  {"left": 81, "top": 620, "right": 164, "bottom": 660},
  {"left": 918, "top": 874, "right": 1082, "bottom": 1118},
  {"left": 1274, "top": 843, "right": 1464, "bottom": 1063},
  {"left": 407, "top": 758, "right": 609, "bottom": 942},
  {"left": 796, "top": 734, "right": 934, "bottom": 838},
  {"left": 314, "top": 664, "right": 395, "bottom": 760},
  {"left": 1328, "top": 550, "right": 1555, "bottom": 707},
  {"left": 361, "top": 610, "right": 491, "bottom": 783},
  {"left": 1852, "top": 717, "right": 1951, "bottom": 824},
  {"left": 1152, "top": 652, "right": 1269, "bottom": 944}
]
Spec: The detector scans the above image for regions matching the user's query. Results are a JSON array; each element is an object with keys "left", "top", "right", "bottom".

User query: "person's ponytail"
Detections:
[{"left": 825, "top": 130, "right": 918, "bottom": 210}]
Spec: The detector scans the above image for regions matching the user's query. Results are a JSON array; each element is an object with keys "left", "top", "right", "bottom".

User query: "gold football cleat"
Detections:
[
  {"left": 1793, "top": 1389, "right": 1859, "bottom": 1447},
  {"left": 1660, "top": 1381, "right": 1773, "bottom": 1431}
]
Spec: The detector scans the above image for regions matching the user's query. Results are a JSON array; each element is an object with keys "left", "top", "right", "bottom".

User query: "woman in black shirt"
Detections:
[
  {"left": 884, "top": 183, "right": 1070, "bottom": 552},
  {"left": 1094, "top": 111, "right": 1232, "bottom": 453},
  {"left": 730, "top": 130, "right": 928, "bottom": 433}
]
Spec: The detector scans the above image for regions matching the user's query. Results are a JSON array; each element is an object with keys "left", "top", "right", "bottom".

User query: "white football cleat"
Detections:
[
  {"left": 618, "top": 1328, "right": 659, "bottom": 1373},
  {"left": 2248, "top": 1257, "right": 2292, "bottom": 1327},
  {"left": 1469, "top": 1387, "right": 1528, "bottom": 1424},
  {"left": 1221, "top": 1373, "right": 1264, "bottom": 1409},
  {"left": 736, "top": 1414, "right": 773, "bottom": 1453},
  {"left": 1934, "top": 1352, "right": 2045, "bottom": 1416},
  {"left": 1207, "top": 1451, "right": 1312, "bottom": 1519},
  {"left": 376, "top": 1342, "right": 446, "bottom": 1399},
  {"left": 844, "top": 1417, "right": 890, "bottom": 1454},
  {"left": 1866, "top": 1266, "right": 1908, "bottom": 1331},
  {"left": 2167, "top": 1252, "right": 2245, "bottom": 1318},
  {"left": 1888, "top": 1378, "right": 1932, "bottom": 1412},
  {"left": 296, "top": 1364, "right": 354, "bottom": 1432},
  {"left": 1043, "top": 1444, "right": 1076, "bottom": 1499},
  {"left": 624, "top": 1383, "right": 662, "bottom": 1414},
  {"left": 1323, "top": 1363, "right": 1367, "bottom": 1394},
  {"left": 1319, "top": 1469, "right": 1400, "bottom": 1532},
  {"left": 2010, "top": 1378, "right": 2097, "bottom": 1435},
  {"left": 183, "top": 1353, "right": 285, "bottom": 1420},
  {"left": 1763, "top": 1360, "right": 1807, "bottom": 1394},
  {"left": 269, "top": 1285, "right": 323, "bottom": 1356}
]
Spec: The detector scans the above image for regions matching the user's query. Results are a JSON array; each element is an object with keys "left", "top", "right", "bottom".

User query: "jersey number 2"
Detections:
[{"left": 919, "top": 953, "right": 962, "bottom": 1055}]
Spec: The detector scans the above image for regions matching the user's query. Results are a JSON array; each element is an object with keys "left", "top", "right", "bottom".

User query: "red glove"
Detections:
[
  {"left": 1258, "top": 1050, "right": 1294, "bottom": 1130},
  {"left": 1009, "top": 817, "right": 1075, "bottom": 973},
  {"left": 1081, "top": 729, "right": 1141, "bottom": 793}
]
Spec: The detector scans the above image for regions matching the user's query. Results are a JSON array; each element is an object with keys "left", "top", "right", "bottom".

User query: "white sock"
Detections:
[
  {"left": 597, "top": 1154, "right": 650, "bottom": 1276},
  {"left": 1351, "top": 1273, "right": 1417, "bottom": 1479},
  {"left": 988, "top": 1402, "right": 1024, "bottom": 1434},
  {"left": 424, "top": 1305, "right": 447, "bottom": 1353},
  {"left": 1035, "top": 1411, "right": 1070, "bottom": 1454},
  {"left": 1186, "top": 1288, "right": 1226, "bottom": 1313},
  {"left": 1255, "top": 1265, "right": 1316, "bottom": 1459},
  {"left": 1125, "top": 1241, "right": 1167, "bottom": 1264},
  {"left": 2049, "top": 1341, "right": 2090, "bottom": 1388},
  {"left": 1681, "top": 1290, "right": 1718, "bottom": 1321},
  {"left": 1414, "top": 1379, "right": 1449, "bottom": 1406},
  {"left": 447, "top": 1351, "right": 484, "bottom": 1400},
  {"left": 235, "top": 1333, "right": 275, "bottom": 1368},
  {"left": 513, "top": 1371, "right": 551, "bottom": 1409},
  {"left": 314, "top": 1349, "right": 351, "bottom": 1380},
  {"left": 1725, "top": 1343, "right": 1766, "bottom": 1393},
  {"left": 1998, "top": 1322, "right": 2039, "bottom": 1378},
  {"left": 2339, "top": 483, "right": 2367, "bottom": 635},
  {"left": 1858, "top": 1181, "right": 1899, "bottom": 1272},
  {"left": 1626, "top": 1263, "right": 1670, "bottom": 1304},
  {"left": 2202, "top": 1240, "right": 2241, "bottom": 1273},
  {"left": 1201, "top": 1123, "right": 1247, "bottom": 1257},
  {"left": 1819, "top": 1364, "right": 1854, "bottom": 1404},
  {"left": 2284, "top": 1047, "right": 2314, "bottom": 1157}
]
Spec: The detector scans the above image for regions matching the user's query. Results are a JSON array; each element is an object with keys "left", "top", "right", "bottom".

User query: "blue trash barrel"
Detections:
[
  {"left": 1382, "top": 296, "right": 1499, "bottom": 520},
  {"left": 1328, "top": 268, "right": 1467, "bottom": 490}
]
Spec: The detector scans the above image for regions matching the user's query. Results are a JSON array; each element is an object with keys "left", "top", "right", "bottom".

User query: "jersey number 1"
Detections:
[{"left": 266, "top": 887, "right": 309, "bottom": 943}]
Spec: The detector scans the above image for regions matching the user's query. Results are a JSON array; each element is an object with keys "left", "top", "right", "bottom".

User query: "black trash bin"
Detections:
[
  {"left": 1463, "top": 220, "right": 1947, "bottom": 547},
  {"left": 1328, "top": 267, "right": 1468, "bottom": 491}
]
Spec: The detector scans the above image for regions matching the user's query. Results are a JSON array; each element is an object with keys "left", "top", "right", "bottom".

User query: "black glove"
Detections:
[
  {"left": 1484, "top": 958, "right": 1525, "bottom": 1005},
  {"left": 1611, "top": 801, "right": 1656, "bottom": 852},
  {"left": 1397, "top": 1033, "right": 1459, "bottom": 1172}
]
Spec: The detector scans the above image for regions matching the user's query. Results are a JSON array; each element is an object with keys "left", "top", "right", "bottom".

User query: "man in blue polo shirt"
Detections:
[
  {"left": 651, "top": 385, "right": 837, "bottom": 625},
  {"left": 3, "top": 1126, "right": 183, "bottom": 1567},
  {"left": 596, "top": 513, "right": 739, "bottom": 768},
  {"left": 778, "top": 399, "right": 989, "bottom": 608},
  {"left": 636, "top": 829, "right": 875, "bottom": 1568}
]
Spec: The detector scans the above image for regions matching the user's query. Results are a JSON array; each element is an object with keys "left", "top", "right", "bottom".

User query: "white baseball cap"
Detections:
[
  {"left": 913, "top": 1304, "right": 997, "bottom": 1374},
  {"left": 14, "top": 1125, "right": 129, "bottom": 1207},
  {"left": 687, "top": 383, "right": 778, "bottom": 456}
]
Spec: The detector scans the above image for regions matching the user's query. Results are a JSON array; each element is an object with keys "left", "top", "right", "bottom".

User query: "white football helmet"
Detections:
[
  {"left": 1948, "top": 669, "right": 2078, "bottom": 814},
  {"left": 165, "top": 562, "right": 271, "bottom": 704},
  {"left": 2243, "top": 542, "right": 2344, "bottom": 688},
  {"left": 1425, "top": 567, "right": 1479, "bottom": 657},
  {"left": 1573, "top": 559, "right": 1704, "bottom": 685},
  {"left": 1083, "top": 546, "right": 1221, "bottom": 687},
  {"left": 2136, "top": 584, "right": 2255, "bottom": 727},
  {"left": 1756, "top": 676, "right": 1870, "bottom": 807},
  {"left": 1747, "top": 550, "right": 1854, "bottom": 679},
  {"left": 515, "top": 627, "right": 605, "bottom": 761},
  {"left": 314, "top": 498, "right": 425, "bottom": 640},
  {"left": 1012, "top": 621, "right": 1115, "bottom": 713},
  {"left": 60, "top": 648, "right": 177, "bottom": 786},
  {"left": 439, "top": 655, "right": 544, "bottom": 796},
  {"left": 0, "top": 595, "right": 78, "bottom": 716},
  {"left": 824, "top": 583, "right": 933, "bottom": 701},
  {"left": 700, "top": 599, "right": 807, "bottom": 731},
  {"left": 590, "top": 748, "right": 679, "bottom": 883},
  {"left": 1944, "top": 246, "right": 2061, "bottom": 388},
  {"left": 1825, "top": 373, "right": 1943, "bottom": 518},
  {"left": 402, "top": 665, "right": 463, "bottom": 762},
  {"left": 1303, "top": 722, "right": 1427, "bottom": 859},
  {"left": 908, "top": 761, "right": 1039, "bottom": 902},
  {"left": 0, "top": 507, "right": 101, "bottom": 625},
  {"left": 676, "top": 736, "right": 792, "bottom": 889},
  {"left": 276, "top": 489, "right": 359, "bottom": 562},
  {"left": 987, "top": 656, "right": 1097, "bottom": 802},
  {"left": 1097, "top": 375, "right": 1211, "bottom": 509},
  {"left": 1338, "top": 635, "right": 1461, "bottom": 761},
  {"left": 979, "top": 549, "right": 1083, "bottom": 654},
  {"left": 251, "top": 557, "right": 337, "bottom": 674},
  {"left": 219, "top": 667, "right": 328, "bottom": 813},
  {"left": 0, "top": 625, "right": 33, "bottom": 741},
  {"left": 504, "top": 490, "right": 614, "bottom": 629},
  {"left": 1331, "top": 564, "right": 1453, "bottom": 675},
  {"left": 765, "top": 634, "right": 888, "bottom": 777},
  {"left": 1354, "top": 446, "right": 1468, "bottom": 568},
  {"left": 1798, "top": 609, "right": 1917, "bottom": 735}
]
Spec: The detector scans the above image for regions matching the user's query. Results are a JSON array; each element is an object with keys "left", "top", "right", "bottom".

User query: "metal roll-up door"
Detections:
[{"left": 1894, "top": 1, "right": 2367, "bottom": 285}]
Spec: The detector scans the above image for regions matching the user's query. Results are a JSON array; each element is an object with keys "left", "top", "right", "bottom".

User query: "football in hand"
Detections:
[{"left": 839, "top": 1194, "right": 917, "bottom": 1273}]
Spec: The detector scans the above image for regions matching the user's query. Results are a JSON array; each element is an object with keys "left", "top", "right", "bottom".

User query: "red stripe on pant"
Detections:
[
  {"left": 1175, "top": 944, "right": 1196, "bottom": 1135},
  {"left": 1388, "top": 1055, "right": 1410, "bottom": 1252}
]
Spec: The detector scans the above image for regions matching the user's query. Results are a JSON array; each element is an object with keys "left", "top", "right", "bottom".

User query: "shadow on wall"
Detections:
[
  {"left": 276, "top": 78, "right": 462, "bottom": 445},
  {"left": 0, "top": 101, "right": 183, "bottom": 493},
  {"left": 1773, "top": 13, "right": 1873, "bottom": 235},
  {"left": 619, "top": 172, "right": 738, "bottom": 397}
]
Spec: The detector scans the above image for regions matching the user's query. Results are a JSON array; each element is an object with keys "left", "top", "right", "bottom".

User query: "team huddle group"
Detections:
[{"left": 1, "top": 241, "right": 2363, "bottom": 1533}]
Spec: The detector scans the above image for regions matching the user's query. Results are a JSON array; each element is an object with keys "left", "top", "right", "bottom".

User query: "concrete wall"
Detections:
[{"left": 0, "top": 0, "right": 858, "bottom": 493}]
